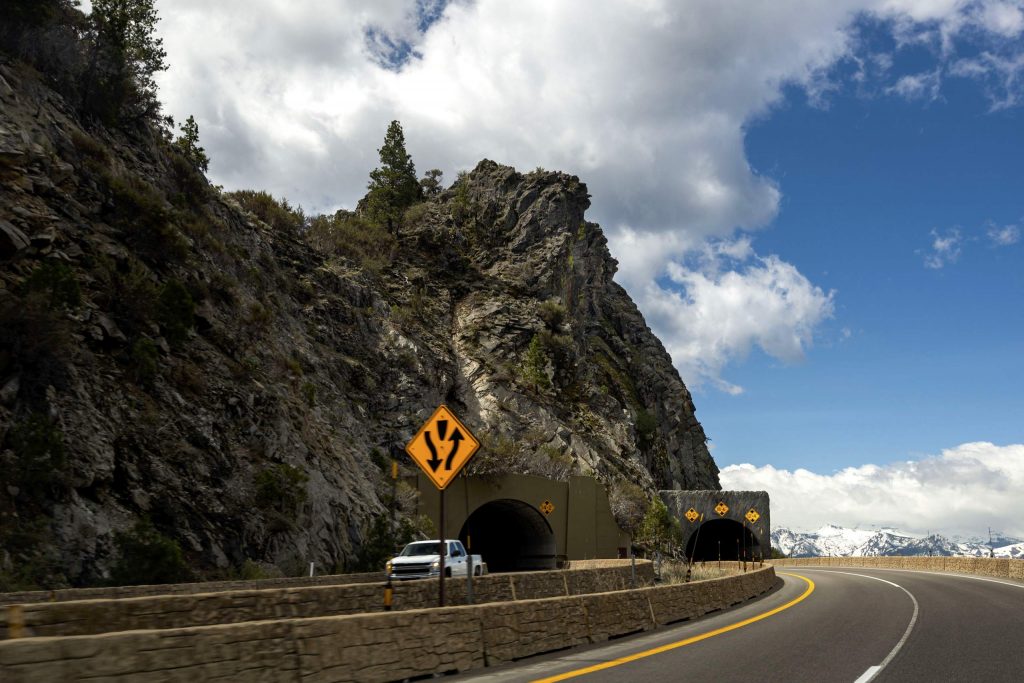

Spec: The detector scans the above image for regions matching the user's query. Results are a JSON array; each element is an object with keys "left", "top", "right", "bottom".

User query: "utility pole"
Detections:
[{"left": 989, "top": 527, "right": 994, "bottom": 558}]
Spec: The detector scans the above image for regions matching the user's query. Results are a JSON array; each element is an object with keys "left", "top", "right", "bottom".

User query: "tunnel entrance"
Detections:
[
  {"left": 458, "top": 499, "right": 556, "bottom": 572},
  {"left": 684, "top": 519, "right": 761, "bottom": 562}
]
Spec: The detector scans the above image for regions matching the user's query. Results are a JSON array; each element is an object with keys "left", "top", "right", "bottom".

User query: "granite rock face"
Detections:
[{"left": 0, "top": 58, "right": 718, "bottom": 586}]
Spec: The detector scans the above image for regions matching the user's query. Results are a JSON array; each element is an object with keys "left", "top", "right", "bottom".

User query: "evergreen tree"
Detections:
[
  {"left": 365, "top": 120, "right": 423, "bottom": 237},
  {"left": 420, "top": 168, "right": 444, "bottom": 198},
  {"left": 522, "top": 334, "right": 551, "bottom": 392},
  {"left": 82, "top": 0, "right": 167, "bottom": 124},
  {"left": 174, "top": 115, "right": 209, "bottom": 173},
  {"left": 636, "top": 497, "right": 682, "bottom": 556},
  {"left": 0, "top": 0, "right": 76, "bottom": 29}
]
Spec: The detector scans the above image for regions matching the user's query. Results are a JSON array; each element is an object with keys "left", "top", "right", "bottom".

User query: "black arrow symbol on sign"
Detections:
[
  {"left": 424, "top": 431, "right": 442, "bottom": 472},
  {"left": 446, "top": 428, "right": 464, "bottom": 470}
]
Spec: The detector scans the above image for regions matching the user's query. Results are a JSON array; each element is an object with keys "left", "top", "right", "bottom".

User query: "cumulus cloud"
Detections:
[
  {"left": 974, "top": 0, "right": 1024, "bottom": 37},
  {"left": 922, "top": 227, "right": 963, "bottom": 268},
  {"left": 637, "top": 246, "right": 835, "bottom": 393},
  {"left": 987, "top": 222, "right": 1021, "bottom": 246},
  {"left": 148, "top": 0, "right": 1024, "bottom": 391},
  {"left": 720, "top": 442, "right": 1024, "bottom": 538}
]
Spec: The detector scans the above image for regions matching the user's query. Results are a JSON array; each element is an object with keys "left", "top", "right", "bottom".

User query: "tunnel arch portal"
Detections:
[
  {"left": 661, "top": 490, "right": 771, "bottom": 562},
  {"left": 459, "top": 499, "right": 557, "bottom": 572},
  {"left": 685, "top": 518, "right": 761, "bottom": 562}
]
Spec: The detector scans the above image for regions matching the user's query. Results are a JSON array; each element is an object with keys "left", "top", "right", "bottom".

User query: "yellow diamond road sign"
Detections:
[
  {"left": 405, "top": 405, "right": 481, "bottom": 490},
  {"left": 715, "top": 501, "right": 729, "bottom": 517},
  {"left": 745, "top": 508, "right": 760, "bottom": 524},
  {"left": 684, "top": 508, "right": 700, "bottom": 523}
]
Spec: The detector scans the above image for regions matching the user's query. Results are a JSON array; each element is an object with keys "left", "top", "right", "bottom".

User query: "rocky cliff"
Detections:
[{"left": 0, "top": 56, "right": 718, "bottom": 588}]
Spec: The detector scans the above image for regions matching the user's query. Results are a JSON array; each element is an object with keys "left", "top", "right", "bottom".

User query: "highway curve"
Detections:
[{"left": 449, "top": 567, "right": 1024, "bottom": 683}]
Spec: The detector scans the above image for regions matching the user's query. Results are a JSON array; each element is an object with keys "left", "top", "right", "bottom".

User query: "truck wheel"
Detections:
[
  {"left": 474, "top": 566, "right": 482, "bottom": 576},
  {"left": 445, "top": 567, "right": 451, "bottom": 577}
]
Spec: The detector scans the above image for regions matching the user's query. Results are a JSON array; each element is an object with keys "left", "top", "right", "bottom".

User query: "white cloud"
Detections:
[
  {"left": 149, "top": 0, "right": 1024, "bottom": 391},
  {"left": 975, "top": 0, "right": 1024, "bottom": 37},
  {"left": 923, "top": 227, "right": 963, "bottom": 268},
  {"left": 638, "top": 249, "right": 835, "bottom": 394},
  {"left": 987, "top": 222, "right": 1021, "bottom": 246},
  {"left": 886, "top": 68, "right": 943, "bottom": 101},
  {"left": 951, "top": 51, "right": 1024, "bottom": 110},
  {"left": 721, "top": 442, "right": 1024, "bottom": 538}
]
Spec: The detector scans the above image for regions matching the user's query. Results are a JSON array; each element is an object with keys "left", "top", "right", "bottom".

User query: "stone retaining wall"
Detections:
[
  {"left": 0, "top": 572, "right": 385, "bottom": 607},
  {"left": 1, "top": 562, "right": 653, "bottom": 639},
  {"left": 0, "top": 559, "right": 634, "bottom": 608},
  {"left": 0, "top": 567, "right": 777, "bottom": 682},
  {"left": 771, "top": 556, "right": 1024, "bottom": 581}
]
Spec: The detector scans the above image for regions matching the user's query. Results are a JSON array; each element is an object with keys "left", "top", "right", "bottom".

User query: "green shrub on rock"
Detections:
[
  {"left": 254, "top": 463, "right": 309, "bottom": 530},
  {"left": 636, "top": 408, "right": 657, "bottom": 448},
  {"left": 128, "top": 337, "right": 159, "bottom": 386},
  {"left": 24, "top": 261, "right": 81, "bottom": 309},
  {"left": 110, "top": 518, "right": 192, "bottom": 586},
  {"left": 4, "top": 412, "right": 67, "bottom": 496},
  {"left": 156, "top": 279, "right": 194, "bottom": 347}
]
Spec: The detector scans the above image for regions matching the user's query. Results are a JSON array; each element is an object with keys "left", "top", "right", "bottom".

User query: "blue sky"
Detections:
[
  {"left": 702, "top": 35, "right": 1024, "bottom": 472},
  {"left": 151, "top": 0, "right": 1024, "bottom": 536}
]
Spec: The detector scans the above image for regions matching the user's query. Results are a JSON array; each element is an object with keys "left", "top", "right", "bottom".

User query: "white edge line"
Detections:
[
  {"left": 829, "top": 571, "right": 919, "bottom": 683},
  {"left": 853, "top": 665, "right": 881, "bottom": 683},
  {"left": 800, "top": 566, "right": 1024, "bottom": 590}
]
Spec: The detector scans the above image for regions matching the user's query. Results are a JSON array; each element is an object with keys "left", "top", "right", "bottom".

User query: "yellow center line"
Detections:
[{"left": 530, "top": 573, "right": 816, "bottom": 683}]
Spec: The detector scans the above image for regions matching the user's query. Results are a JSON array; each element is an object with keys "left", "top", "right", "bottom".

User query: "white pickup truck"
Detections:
[{"left": 386, "top": 539, "right": 486, "bottom": 580}]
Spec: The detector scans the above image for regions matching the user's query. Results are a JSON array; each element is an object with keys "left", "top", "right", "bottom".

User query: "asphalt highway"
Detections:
[{"left": 449, "top": 567, "right": 1024, "bottom": 683}]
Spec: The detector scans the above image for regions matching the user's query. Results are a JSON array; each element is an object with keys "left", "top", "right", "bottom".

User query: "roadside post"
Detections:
[
  {"left": 630, "top": 541, "right": 637, "bottom": 588},
  {"left": 383, "top": 459, "right": 398, "bottom": 611},
  {"left": 685, "top": 512, "right": 704, "bottom": 582},
  {"left": 742, "top": 523, "right": 747, "bottom": 572},
  {"left": 466, "top": 534, "right": 474, "bottom": 604},
  {"left": 744, "top": 509, "right": 761, "bottom": 573},
  {"left": 404, "top": 405, "right": 481, "bottom": 608}
]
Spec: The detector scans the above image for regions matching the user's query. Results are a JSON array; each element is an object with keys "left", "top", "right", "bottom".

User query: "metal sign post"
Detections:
[
  {"left": 439, "top": 489, "right": 446, "bottom": 607},
  {"left": 404, "top": 405, "right": 481, "bottom": 610}
]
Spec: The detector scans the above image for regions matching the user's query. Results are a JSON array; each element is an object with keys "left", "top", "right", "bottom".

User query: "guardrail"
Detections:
[
  {"left": 0, "top": 566, "right": 776, "bottom": 682},
  {"left": 771, "top": 556, "right": 1024, "bottom": 580}
]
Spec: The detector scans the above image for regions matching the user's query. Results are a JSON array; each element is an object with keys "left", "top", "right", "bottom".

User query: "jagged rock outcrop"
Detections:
[{"left": 0, "top": 56, "right": 718, "bottom": 587}]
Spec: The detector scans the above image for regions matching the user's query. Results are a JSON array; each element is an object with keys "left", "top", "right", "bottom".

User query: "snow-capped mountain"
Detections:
[{"left": 772, "top": 525, "right": 1024, "bottom": 558}]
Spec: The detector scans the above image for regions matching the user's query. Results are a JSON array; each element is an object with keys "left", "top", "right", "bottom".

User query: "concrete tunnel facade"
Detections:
[
  {"left": 661, "top": 490, "right": 771, "bottom": 562},
  {"left": 415, "top": 474, "right": 771, "bottom": 570},
  {"left": 415, "top": 473, "right": 629, "bottom": 570}
]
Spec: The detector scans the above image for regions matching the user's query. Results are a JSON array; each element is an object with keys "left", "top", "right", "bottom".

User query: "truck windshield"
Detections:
[{"left": 400, "top": 542, "right": 442, "bottom": 556}]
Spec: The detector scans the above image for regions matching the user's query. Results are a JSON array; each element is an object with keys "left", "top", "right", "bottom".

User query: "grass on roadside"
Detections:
[{"left": 658, "top": 560, "right": 748, "bottom": 584}]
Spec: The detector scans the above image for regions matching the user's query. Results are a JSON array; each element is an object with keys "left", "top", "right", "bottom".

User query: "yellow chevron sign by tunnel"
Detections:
[{"left": 405, "top": 405, "right": 480, "bottom": 490}]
